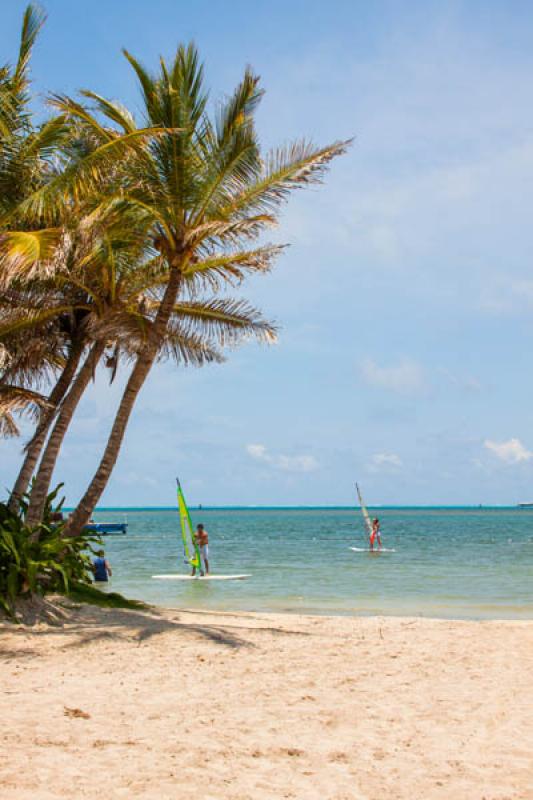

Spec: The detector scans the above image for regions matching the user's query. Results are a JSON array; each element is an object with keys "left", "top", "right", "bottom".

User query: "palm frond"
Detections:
[
  {"left": 0, "top": 342, "right": 9, "bottom": 370},
  {"left": 0, "top": 410, "right": 19, "bottom": 437},
  {"left": 0, "top": 325, "right": 66, "bottom": 389},
  {"left": 215, "top": 139, "right": 352, "bottom": 219},
  {"left": 13, "top": 125, "right": 178, "bottom": 225},
  {"left": 0, "top": 77, "right": 16, "bottom": 138},
  {"left": 0, "top": 228, "right": 61, "bottom": 283},
  {"left": 0, "top": 384, "right": 51, "bottom": 438},
  {"left": 49, "top": 93, "right": 117, "bottom": 142},
  {"left": 14, "top": 4, "right": 46, "bottom": 90},
  {"left": 170, "top": 297, "right": 277, "bottom": 346},
  {"left": 122, "top": 50, "right": 158, "bottom": 122},
  {"left": 183, "top": 244, "right": 286, "bottom": 290},
  {"left": 159, "top": 327, "right": 224, "bottom": 367},
  {"left": 168, "top": 43, "right": 208, "bottom": 130},
  {"left": 22, "top": 114, "right": 71, "bottom": 160},
  {"left": 79, "top": 91, "right": 137, "bottom": 134},
  {"left": 0, "top": 304, "right": 78, "bottom": 337},
  {"left": 186, "top": 67, "right": 263, "bottom": 225},
  {"left": 215, "top": 67, "right": 263, "bottom": 146},
  {"left": 185, "top": 214, "right": 277, "bottom": 248}
]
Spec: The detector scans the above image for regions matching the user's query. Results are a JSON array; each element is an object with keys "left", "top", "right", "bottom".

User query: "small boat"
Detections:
[
  {"left": 517, "top": 503, "right": 533, "bottom": 509},
  {"left": 84, "top": 521, "right": 128, "bottom": 535}
]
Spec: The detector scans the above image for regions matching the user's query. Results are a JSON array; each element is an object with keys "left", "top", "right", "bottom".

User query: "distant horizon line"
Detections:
[{"left": 63, "top": 503, "right": 528, "bottom": 511}]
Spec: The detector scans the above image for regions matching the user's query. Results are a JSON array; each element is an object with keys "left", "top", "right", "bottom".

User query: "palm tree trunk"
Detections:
[
  {"left": 25, "top": 340, "right": 105, "bottom": 527},
  {"left": 8, "top": 340, "right": 84, "bottom": 513},
  {"left": 63, "top": 269, "right": 182, "bottom": 537}
]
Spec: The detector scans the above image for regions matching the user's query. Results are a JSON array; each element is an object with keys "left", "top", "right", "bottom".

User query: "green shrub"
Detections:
[{"left": 0, "top": 484, "right": 99, "bottom": 616}]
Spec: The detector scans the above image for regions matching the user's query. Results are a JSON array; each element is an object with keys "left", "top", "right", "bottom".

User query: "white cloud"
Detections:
[
  {"left": 480, "top": 278, "right": 533, "bottom": 316},
  {"left": 438, "top": 367, "right": 482, "bottom": 393},
  {"left": 368, "top": 452, "right": 403, "bottom": 472},
  {"left": 246, "top": 444, "right": 268, "bottom": 460},
  {"left": 484, "top": 438, "right": 533, "bottom": 464},
  {"left": 246, "top": 443, "right": 318, "bottom": 473},
  {"left": 360, "top": 358, "right": 425, "bottom": 394}
]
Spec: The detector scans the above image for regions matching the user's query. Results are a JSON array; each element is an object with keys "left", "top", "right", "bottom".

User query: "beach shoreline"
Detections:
[{"left": 1, "top": 602, "right": 531, "bottom": 799}]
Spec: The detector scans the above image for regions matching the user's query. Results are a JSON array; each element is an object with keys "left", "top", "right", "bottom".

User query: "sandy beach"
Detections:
[{"left": 0, "top": 603, "right": 531, "bottom": 800}]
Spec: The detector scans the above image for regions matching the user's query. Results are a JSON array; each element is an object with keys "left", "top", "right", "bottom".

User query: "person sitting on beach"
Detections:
[
  {"left": 92, "top": 550, "right": 112, "bottom": 582},
  {"left": 369, "top": 518, "right": 382, "bottom": 551},
  {"left": 192, "top": 524, "right": 209, "bottom": 576}
]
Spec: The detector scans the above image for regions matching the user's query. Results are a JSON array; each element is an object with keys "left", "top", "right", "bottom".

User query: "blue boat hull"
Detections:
[{"left": 84, "top": 522, "right": 128, "bottom": 535}]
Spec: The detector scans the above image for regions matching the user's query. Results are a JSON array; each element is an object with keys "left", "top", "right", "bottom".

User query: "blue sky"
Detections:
[{"left": 3, "top": 0, "right": 533, "bottom": 506}]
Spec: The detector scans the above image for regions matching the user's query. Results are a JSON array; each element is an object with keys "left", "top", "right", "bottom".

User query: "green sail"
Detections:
[{"left": 177, "top": 479, "right": 201, "bottom": 569}]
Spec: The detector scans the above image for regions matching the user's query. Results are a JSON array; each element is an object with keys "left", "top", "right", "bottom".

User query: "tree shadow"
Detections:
[
  {"left": 1, "top": 602, "right": 314, "bottom": 656},
  {"left": 2, "top": 604, "right": 253, "bottom": 651},
  {"left": 0, "top": 646, "right": 36, "bottom": 661}
]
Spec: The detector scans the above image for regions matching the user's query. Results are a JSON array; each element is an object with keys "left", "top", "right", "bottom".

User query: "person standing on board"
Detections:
[
  {"left": 192, "top": 523, "right": 209, "bottom": 576},
  {"left": 92, "top": 549, "right": 112, "bottom": 582},
  {"left": 369, "top": 518, "right": 382, "bottom": 551}
]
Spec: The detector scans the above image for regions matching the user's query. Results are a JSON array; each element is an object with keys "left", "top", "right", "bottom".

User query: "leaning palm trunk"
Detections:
[
  {"left": 63, "top": 269, "right": 182, "bottom": 537},
  {"left": 26, "top": 340, "right": 105, "bottom": 527},
  {"left": 8, "top": 339, "right": 84, "bottom": 513}
]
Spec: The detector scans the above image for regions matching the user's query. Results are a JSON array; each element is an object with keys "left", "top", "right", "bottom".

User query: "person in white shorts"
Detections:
[{"left": 194, "top": 523, "right": 209, "bottom": 575}]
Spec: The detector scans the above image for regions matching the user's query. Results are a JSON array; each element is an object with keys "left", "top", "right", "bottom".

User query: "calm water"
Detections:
[{"left": 87, "top": 507, "right": 533, "bottom": 619}]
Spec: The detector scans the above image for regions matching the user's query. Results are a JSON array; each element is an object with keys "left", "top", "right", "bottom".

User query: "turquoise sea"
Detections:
[{"left": 87, "top": 507, "right": 533, "bottom": 620}]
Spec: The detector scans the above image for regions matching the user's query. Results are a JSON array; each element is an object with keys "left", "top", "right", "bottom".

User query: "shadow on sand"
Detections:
[
  {"left": 0, "top": 599, "right": 313, "bottom": 661},
  {"left": 1, "top": 601, "right": 252, "bottom": 652}
]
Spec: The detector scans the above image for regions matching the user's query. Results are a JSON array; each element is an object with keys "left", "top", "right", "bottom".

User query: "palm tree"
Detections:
[
  {"left": 0, "top": 4, "right": 76, "bottom": 509},
  {"left": 0, "top": 4, "right": 157, "bottom": 515},
  {"left": 0, "top": 10, "right": 290, "bottom": 537},
  {"left": 51, "top": 44, "right": 350, "bottom": 536},
  {"left": 1, "top": 156, "right": 273, "bottom": 526},
  {"left": 1, "top": 15, "right": 188, "bottom": 520},
  {"left": 13, "top": 213, "right": 276, "bottom": 526}
]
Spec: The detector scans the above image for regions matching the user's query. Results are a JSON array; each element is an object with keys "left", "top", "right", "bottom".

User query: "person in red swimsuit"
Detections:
[{"left": 369, "top": 518, "right": 382, "bottom": 551}]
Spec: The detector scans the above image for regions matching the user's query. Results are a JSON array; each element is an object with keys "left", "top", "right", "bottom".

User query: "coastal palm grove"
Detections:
[{"left": 0, "top": 5, "right": 347, "bottom": 614}]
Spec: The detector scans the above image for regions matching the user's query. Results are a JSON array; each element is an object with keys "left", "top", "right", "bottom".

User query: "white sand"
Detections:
[{"left": 1, "top": 603, "right": 531, "bottom": 799}]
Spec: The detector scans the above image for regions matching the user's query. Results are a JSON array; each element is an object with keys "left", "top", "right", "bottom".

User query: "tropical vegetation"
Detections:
[
  {"left": 0, "top": 5, "right": 348, "bottom": 611},
  {"left": 0, "top": 484, "right": 95, "bottom": 617}
]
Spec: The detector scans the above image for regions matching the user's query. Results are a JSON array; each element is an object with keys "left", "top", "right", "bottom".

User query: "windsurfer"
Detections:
[
  {"left": 370, "top": 518, "right": 382, "bottom": 551},
  {"left": 192, "top": 523, "right": 209, "bottom": 575}
]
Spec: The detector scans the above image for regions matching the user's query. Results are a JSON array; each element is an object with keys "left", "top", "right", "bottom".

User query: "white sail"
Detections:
[{"left": 356, "top": 483, "right": 373, "bottom": 543}]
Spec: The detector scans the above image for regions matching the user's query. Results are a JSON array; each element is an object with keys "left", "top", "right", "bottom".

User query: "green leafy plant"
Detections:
[{"left": 0, "top": 483, "right": 98, "bottom": 616}]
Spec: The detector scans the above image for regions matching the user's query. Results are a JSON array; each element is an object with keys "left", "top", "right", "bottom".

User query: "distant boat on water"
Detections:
[
  {"left": 517, "top": 503, "right": 533, "bottom": 509},
  {"left": 84, "top": 521, "right": 128, "bottom": 535},
  {"left": 52, "top": 512, "right": 128, "bottom": 535}
]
